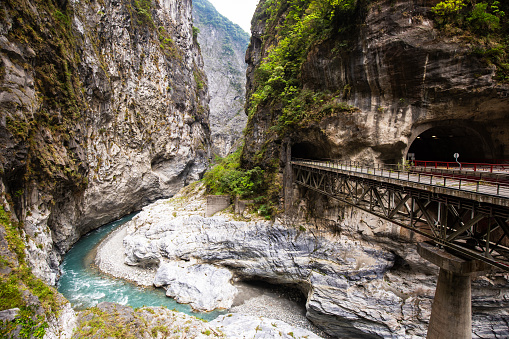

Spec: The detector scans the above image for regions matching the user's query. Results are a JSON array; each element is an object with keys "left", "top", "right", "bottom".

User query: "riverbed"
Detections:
[{"left": 56, "top": 214, "right": 226, "bottom": 321}]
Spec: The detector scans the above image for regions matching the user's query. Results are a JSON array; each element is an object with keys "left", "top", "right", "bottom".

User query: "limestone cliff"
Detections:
[
  {"left": 0, "top": 0, "right": 210, "bottom": 285},
  {"left": 193, "top": 0, "right": 249, "bottom": 157},
  {"left": 242, "top": 0, "right": 509, "bottom": 337},
  {"left": 244, "top": 0, "right": 509, "bottom": 169}
]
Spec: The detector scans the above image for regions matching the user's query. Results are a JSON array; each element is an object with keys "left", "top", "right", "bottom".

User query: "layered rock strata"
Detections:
[
  {"left": 0, "top": 0, "right": 210, "bottom": 285},
  {"left": 119, "top": 186, "right": 509, "bottom": 338},
  {"left": 153, "top": 261, "right": 238, "bottom": 312}
]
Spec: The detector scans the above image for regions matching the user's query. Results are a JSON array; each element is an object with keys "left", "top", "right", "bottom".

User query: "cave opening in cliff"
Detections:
[
  {"left": 292, "top": 142, "right": 329, "bottom": 160},
  {"left": 407, "top": 126, "right": 492, "bottom": 163}
]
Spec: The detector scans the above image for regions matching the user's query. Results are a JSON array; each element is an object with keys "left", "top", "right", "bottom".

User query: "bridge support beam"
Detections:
[
  {"left": 283, "top": 140, "right": 293, "bottom": 212},
  {"left": 418, "top": 243, "right": 490, "bottom": 339}
]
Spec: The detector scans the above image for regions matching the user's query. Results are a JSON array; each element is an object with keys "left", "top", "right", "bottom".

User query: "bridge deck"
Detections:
[
  {"left": 293, "top": 160, "right": 509, "bottom": 208},
  {"left": 291, "top": 159, "right": 509, "bottom": 271}
]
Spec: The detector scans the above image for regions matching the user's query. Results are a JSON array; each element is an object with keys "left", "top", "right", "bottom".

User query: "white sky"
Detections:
[{"left": 207, "top": 0, "right": 260, "bottom": 33}]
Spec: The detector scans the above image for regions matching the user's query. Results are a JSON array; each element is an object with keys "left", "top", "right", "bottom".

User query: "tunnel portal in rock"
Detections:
[
  {"left": 407, "top": 125, "right": 492, "bottom": 163},
  {"left": 292, "top": 142, "right": 330, "bottom": 160}
]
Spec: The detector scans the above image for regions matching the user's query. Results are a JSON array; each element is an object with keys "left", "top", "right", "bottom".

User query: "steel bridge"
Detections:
[{"left": 292, "top": 159, "right": 509, "bottom": 272}]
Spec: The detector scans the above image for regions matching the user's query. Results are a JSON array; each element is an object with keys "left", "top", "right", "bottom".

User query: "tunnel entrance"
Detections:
[
  {"left": 292, "top": 141, "right": 330, "bottom": 160},
  {"left": 407, "top": 126, "right": 492, "bottom": 163}
]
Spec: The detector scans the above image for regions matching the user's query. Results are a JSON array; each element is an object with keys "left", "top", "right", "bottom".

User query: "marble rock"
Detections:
[
  {"left": 153, "top": 261, "right": 238, "bottom": 312},
  {"left": 209, "top": 313, "right": 323, "bottom": 339}
]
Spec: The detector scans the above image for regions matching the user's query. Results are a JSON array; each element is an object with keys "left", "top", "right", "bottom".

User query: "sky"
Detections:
[{"left": 208, "top": 0, "right": 260, "bottom": 33}]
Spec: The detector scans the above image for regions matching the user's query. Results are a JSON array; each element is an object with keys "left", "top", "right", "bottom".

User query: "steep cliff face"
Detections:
[
  {"left": 243, "top": 0, "right": 509, "bottom": 337},
  {"left": 193, "top": 0, "right": 249, "bottom": 157},
  {"left": 0, "top": 0, "right": 210, "bottom": 285},
  {"left": 244, "top": 0, "right": 509, "bottom": 169}
]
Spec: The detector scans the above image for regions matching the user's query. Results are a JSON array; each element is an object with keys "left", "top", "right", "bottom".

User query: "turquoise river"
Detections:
[{"left": 57, "top": 214, "right": 225, "bottom": 321}]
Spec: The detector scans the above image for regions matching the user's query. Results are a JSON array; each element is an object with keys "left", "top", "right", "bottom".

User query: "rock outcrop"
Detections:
[
  {"left": 120, "top": 187, "right": 509, "bottom": 338},
  {"left": 193, "top": 0, "right": 249, "bottom": 157},
  {"left": 239, "top": 2, "right": 509, "bottom": 335},
  {"left": 153, "top": 261, "right": 238, "bottom": 312},
  {"left": 209, "top": 313, "right": 323, "bottom": 339},
  {"left": 0, "top": 0, "right": 210, "bottom": 285},
  {"left": 72, "top": 302, "right": 322, "bottom": 339},
  {"left": 243, "top": 0, "right": 509, "bottom": 169}
]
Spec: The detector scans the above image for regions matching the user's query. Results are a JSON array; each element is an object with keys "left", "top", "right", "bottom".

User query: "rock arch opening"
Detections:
[{"left": 407, "top": 125, "right": 492, "bottom": 163}]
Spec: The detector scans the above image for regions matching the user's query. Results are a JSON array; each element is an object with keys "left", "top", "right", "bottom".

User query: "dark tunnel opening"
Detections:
[
  {"left": 291, "top": 142, "right": 330, "bottom": 160},
  {"left": 407, "top": 126, "right": 492, "bottom": 163}
]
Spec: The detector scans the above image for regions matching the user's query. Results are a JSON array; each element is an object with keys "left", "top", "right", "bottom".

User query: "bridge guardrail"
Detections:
[
  {"left": 413, "top": 160, "right": 509, "bottom": 173},
  {"left": 292, "top": 159, "right": 509, "bottom": 198}
]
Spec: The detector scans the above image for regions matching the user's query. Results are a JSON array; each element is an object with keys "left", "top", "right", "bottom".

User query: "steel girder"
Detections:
[{"left": 293, "top": 163, "right": 509, "bottom": 271}]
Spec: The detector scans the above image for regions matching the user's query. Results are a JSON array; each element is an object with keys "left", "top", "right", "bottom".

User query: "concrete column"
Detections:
[
  {"left": 282, "top": 140, "right": 293, "bottom": 212},
  {"left": 417, "top": 242, "right": 490, "bottom": 339},
  {"left": 426, "top": 268, "right": 472, "bottom": 339}
]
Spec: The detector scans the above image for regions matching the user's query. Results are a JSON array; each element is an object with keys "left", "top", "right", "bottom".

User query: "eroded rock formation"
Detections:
[
  {"left": 0, "top": 0, "right": 210, "bottom": 285},
  {"left": 193, "top": 0, "right": 249, "bottom": 157},
  {"left": 122, "top": 191, "right": 509, "bottom": 338},
  {"left": 243, "top": 0, "right": 509, "bottom": 168}
]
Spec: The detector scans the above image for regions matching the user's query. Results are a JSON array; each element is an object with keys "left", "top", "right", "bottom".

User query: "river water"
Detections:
[{"left": 56, "top": 214, "right": 226, "bottom": 321}]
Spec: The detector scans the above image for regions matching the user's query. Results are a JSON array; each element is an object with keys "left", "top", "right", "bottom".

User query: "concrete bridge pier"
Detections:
[{"left": 417, "top": 243, "right": 490, "bottom": 339}]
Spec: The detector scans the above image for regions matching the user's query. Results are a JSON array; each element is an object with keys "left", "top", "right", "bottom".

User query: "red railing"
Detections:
[{"left": 413, "top": 160, "right": 509, "bottom": 173}]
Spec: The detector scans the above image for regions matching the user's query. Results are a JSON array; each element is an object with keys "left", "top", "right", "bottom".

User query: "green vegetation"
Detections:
[
  {"left": 193, "top": 0, "right": 250, "bottom": 43},
  {"left": 248, "top": 0, "right": 359, "bottom": 134},
  {"left": 203, "top": 149, "right": 277, "bottom": 218},
  {"left": 0, "top": 206, "right": 64, "bottom": 338},
  {"left": 193, "top": 26, "right": 200, "bottom": 39},
  {"left": 194, "top": 70, "right": 205, "bottom": 91},
  {"left": 431, "top": 0, "right": 509, "bottom": 81},
  {"left": 75, "top": 307, "right": 138, "bottom": 338},
  {"left": 1, "top": 0, "right": 89, "bottom": 198},
  {"left": 134, "top": 0, "right": 154, "bottom": 27},
  {"left": 203, "top": 149, "right": 264, "bottom": 198}
]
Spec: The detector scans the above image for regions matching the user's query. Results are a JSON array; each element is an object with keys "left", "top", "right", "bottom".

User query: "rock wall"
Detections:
[
  {"left": 193, "top": 0, "right": 249, "bottom": 157},
  {"left": 241, "top": 0, "right": 509, "bottom": 337},
  {"left": 0, "top": 0, "right": 210, "bottom": 285},
  {"left": 243, "top": 0, "right": 509, "bottom": 168}
]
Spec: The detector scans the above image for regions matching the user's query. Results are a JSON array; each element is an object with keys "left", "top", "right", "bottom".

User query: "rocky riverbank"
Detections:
[
  {"left": 95, "top": 183, "right": 509, "bottom": 338},
  {"left": 94, "top": 183, "right": 327, "bottom": 338}
]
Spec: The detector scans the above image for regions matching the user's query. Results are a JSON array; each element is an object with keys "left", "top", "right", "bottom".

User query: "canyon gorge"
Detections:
[{"left": 0, "top": 0, "right": 509, "bottom": 338}]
